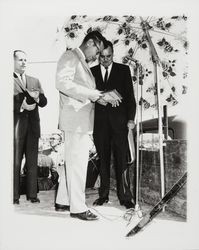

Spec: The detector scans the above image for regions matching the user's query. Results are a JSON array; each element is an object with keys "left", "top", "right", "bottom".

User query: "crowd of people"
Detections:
[{"left": 13, "top": 30, "right": 136, "bottom": 221}]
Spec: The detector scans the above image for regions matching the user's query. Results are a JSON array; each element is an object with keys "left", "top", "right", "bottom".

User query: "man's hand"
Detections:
[
  {"left": 21, "top": 97, "right": 36, "bottom": 111},
  {"left": 27, "top": 89, "right": 40, "bottom": 100},
  {"left": 102, "top": 90, "right": 122, "bottom": 107},
  {"left": 97, "top": 97, "right": 108, "bottom": 106},
  {"left": 89, "top": 90, "right": 103, "bottom": 102},
  {"left": 109, "top": 99, "right": 121, "bottom": 107},
  {"left": 127, "top": 120, "right": 135, "bottom": 129}
]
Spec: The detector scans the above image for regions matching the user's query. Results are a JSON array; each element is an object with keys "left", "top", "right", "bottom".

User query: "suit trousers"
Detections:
[
  {"left": 56, "top": 131, "right": 91, "bottom": 213},
  {"left": 14, "top": 127, "right": 39, "bottom": 200},
  {"left": 94, "top": 120, "right": 132, "bottom": 202}
]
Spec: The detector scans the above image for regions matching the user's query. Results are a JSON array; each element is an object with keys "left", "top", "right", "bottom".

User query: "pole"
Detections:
[
  {"left": 140, "top": 17, "right": 165, "bottom": 200},
  {"left": 163, "top": 105, "right": 168, "bottom": 140},
  {"left": 154, "top": 61, "right": 165, "bottom": 200},
  {"left": 134, "top": 61, "right": 142, "bottom": 217},
  {"left": 127, "top": 58, "right": 143, "bottom": 220},
  {"left": 135, "top": 63, "right": 140, "bottom": 206}
]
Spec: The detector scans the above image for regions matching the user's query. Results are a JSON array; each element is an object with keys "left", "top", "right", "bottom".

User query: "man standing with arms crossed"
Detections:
[{"left": 55, "top": 31, "right": 106, "bottom": 220}]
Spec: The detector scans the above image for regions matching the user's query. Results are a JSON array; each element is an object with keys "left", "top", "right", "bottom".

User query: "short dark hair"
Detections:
[
  {"left": 83, "top": 30, "right": 107, "bottom": 47},
  {"left": 103, "top": 40, "right": 114, "bottom": 52},
  {"left": 13, "top": 50, "right": 26, "bottom": 58}
]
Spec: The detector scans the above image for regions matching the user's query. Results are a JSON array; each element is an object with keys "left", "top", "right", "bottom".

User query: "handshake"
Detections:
[{"left": 98, "top": 89, "right": 122, "bottom": 107}]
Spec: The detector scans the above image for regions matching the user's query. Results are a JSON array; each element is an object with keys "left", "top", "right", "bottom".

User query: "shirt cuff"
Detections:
[{"left": 20, "top": 104, "right": 24, "bottom": 112}]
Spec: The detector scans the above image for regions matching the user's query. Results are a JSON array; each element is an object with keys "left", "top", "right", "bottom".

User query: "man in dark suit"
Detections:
[
  {"left": 13, "top": 50, "right": 47, "bottom": 204},
  {"left": 91, "top": 41, "right": 136, "bottom": 209}
]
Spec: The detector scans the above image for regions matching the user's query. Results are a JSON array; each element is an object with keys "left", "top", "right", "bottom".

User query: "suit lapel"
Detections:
[
  {"left": 74, "top": 49, "right": 95, "bottom": 84},
  {"left": 25, "top": 75, "right": 31, "bottom": 89},
  {"left": 97, "top": 65, "right": 104, "bottom": 84},
  {"left": 106, "top": 62, "right": 115, "bottom": 85},
  {"left": 13, "top": 73, "right": 26, "bottom": 92}
]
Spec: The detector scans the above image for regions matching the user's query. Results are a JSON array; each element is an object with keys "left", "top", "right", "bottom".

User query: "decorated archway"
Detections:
[{"left": 55, "top": 15, "right": 188, "bottom": 119}]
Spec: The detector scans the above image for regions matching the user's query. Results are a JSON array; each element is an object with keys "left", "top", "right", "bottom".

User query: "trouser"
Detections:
[
  {"left": 94, "top": 123, "right": 132, "bottom": 202},
  {"left": 56, "top": 131, "right": 91, "bottom": 213},
  {"left": 14, "top": 128, "right": 38, "bottom": 200}
]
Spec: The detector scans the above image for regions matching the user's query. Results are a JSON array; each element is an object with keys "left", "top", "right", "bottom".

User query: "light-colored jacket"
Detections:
[{"left": 56, "top": 48, "right": 96, "bottom": 134}]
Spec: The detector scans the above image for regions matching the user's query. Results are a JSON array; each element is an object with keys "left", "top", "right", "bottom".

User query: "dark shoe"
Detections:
[
  {"left": 55, "top": 203, "right": 70, "bottom": 212},
  {"left": 27, "top": 197, "right": 40, "bottom": 203},
  {"left": 120, "top": 200, "right": 135, "bottom": 209},
  {"left": 93, "top": 197, "right": 109, "bottom": 206},
  {"left": 70, "top": 210, "right": 99, "bottom": 221},
  {"left": 14, "top": 199, "right": 20, "bottom": 205}
]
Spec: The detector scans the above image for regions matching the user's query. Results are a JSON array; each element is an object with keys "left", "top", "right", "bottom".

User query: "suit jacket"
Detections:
[
  {"left": 91, "top": 62, "right": 136, "bottom": 130},
  {"left": 56, "top": 48, "right": 96, "bottom": 134},
  {"left": 13, "top": 73, "right": 47, "bottom": 138}
]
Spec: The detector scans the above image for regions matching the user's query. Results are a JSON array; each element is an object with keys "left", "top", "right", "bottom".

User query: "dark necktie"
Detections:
[{"left": 104, "top": 67, "right": 108, "bottom": 84}]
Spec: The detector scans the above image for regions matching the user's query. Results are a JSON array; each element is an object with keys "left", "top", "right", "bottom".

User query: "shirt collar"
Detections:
[
  {"left": 14, "top": 72, "right": 25, "bottom": 78},
  {"left": 100, "top": 63, "right": 113, "bottom": 72}
]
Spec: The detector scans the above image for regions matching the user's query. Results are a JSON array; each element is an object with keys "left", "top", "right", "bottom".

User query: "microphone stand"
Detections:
[
  {"left": 135, "top": 60, "right": 143, "bottom": 218},
  {"left": 126, "top": 59, "right": 143, "bottom": 225},
  {"left": 140, "top": 17, "right": 165, "bottom": 205}
]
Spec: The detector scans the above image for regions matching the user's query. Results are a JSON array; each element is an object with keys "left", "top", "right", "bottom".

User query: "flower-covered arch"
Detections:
[{"left": 57, "top": 15, "right": 188, "bottom": 118}]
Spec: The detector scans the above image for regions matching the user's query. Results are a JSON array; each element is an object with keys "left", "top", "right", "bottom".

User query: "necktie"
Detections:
[
  {"left": 20, "top": 74, "right": 26, "bottom": 88},
  {"left": 104, "top": 67, "right": 108, "bottom": 84}
]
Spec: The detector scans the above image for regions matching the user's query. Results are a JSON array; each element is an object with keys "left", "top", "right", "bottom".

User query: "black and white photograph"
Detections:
[{"left": 0, "top": 0, "right": 199, "bottom": 249}]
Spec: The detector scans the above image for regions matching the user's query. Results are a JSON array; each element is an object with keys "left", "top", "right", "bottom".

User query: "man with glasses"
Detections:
[
  {"left": 91, "top": 40, "right": 136, "bottom": 209},
  {"left": 55, "top": 31, "right": 107, "bottom": 220}
]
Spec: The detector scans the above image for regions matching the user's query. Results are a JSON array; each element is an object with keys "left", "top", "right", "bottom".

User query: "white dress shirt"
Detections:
[{"left": 100, "top": 63, "right": 113, "bottom": 81}]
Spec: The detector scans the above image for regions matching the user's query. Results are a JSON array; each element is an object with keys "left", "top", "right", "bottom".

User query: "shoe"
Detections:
[
  {"left": 120, "top": 200, "right": 135, "bottom": 209},
  {"left": 93, "top": 197, "right": 109, "bottom": 206},
  {"left": 14, "top": 199, "right": 20, "bottom": 205},
  {"left": 70, "top": 210, "right": 99, "bottom": 221},
  {"left": 55, "top": 203, "right": 70, "bottom": 212},
  {"left": 27, "top": 197, "right": 40, "bottom": 203}
]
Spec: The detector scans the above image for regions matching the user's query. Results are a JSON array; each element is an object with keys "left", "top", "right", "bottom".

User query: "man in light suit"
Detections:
[
  {"left": 13, "top": 50, "right": 47, "bottom": 204},
  {"left": 91, "top": 41, "right": 136, "bottom": 209},
  {"left": 55, "top": 31, "right": 107, "bottom": 221}
]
